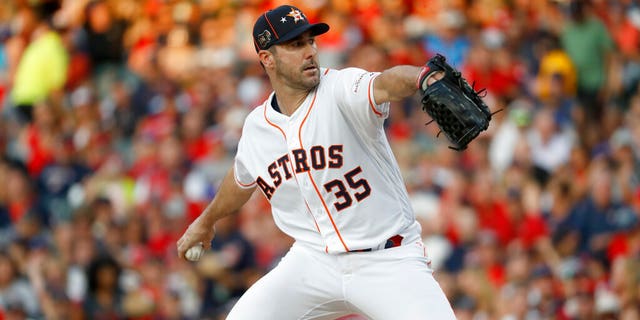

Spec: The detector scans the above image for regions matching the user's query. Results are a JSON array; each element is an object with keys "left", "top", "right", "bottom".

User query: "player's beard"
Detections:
[{"left": 274, "top": 56, "right": 320, "bottom": 91}]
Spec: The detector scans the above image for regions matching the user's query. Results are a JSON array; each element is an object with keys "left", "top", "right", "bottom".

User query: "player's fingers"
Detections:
[
  {"left": 426, "top": 71, "right": 444, "bottom": 85},
  {"left": 177, "top": 243, "right": 186, "bottom": 259},
  {"left": 201, "top": 226, "right": 215, "bottom": 250},
  {"left": 176, "top": 236, "right": 193, "bottom": 259}
]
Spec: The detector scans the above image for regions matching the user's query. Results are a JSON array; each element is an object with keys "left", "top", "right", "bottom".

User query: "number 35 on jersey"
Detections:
[{"left": 255, "top": 144, "right": 372, "bottom": 211}]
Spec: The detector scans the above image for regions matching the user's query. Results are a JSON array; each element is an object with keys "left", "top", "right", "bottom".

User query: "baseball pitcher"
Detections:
[{"left": 177, "top": 4, "right": 491, "bottom": 319}]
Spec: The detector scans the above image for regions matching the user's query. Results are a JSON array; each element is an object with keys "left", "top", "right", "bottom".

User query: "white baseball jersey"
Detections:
[{"left": 234, "top": 67, "right": 418, "bottom": 254}]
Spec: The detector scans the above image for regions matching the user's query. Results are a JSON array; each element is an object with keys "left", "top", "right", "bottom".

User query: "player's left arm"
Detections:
[{"left": 373, "top": 65, "right": 439, "bottom": 104}]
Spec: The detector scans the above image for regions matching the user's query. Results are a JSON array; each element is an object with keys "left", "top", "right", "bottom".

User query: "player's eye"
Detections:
[
  {"left": 288, "top": 40, "right": 302, "bottom": 47},
  {"left": 288, "top": 37, "right": 315, "bottom": 48}
]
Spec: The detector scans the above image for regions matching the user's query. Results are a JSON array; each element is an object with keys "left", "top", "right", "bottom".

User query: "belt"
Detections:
[{"left": 352, "top": 235, "right": 404, "bottom": 252}]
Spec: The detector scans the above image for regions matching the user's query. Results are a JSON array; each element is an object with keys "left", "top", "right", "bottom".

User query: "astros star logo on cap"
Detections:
[{"left": 286, "top": 8, "right": 305, "bottom": 23}]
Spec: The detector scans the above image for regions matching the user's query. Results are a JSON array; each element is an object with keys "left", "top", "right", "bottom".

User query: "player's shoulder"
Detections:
[
  {"left": 242, "top": 99, "right": 269, "bottom": 127},
  {"left": 320, "top": 67, "right": 378, "bottom": 97},
  {"left": 321, "top": 67, "right": 368, "bottom": 78},
  {"left": 319, "top": 67, "right": 372, "bottom": 91},
  {"left": 246, "top": 102, "right": 266, "bottom": 118}
]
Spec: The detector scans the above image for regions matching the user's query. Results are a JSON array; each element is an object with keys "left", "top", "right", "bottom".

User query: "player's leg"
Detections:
[
  {"left": 346, "top": 241, "right": 456, "bottom": 320},
  {"left": 225, "top": 243, "right": 354, "bottom": 320}
]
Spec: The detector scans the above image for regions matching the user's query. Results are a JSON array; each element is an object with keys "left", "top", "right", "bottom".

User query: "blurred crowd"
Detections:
[{"left": 0, "top": 0, "right": 639, "bottom": 319}]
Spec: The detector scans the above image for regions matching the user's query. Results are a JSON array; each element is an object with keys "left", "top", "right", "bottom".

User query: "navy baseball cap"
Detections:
[{"left": 253, "top": 5, "right": 329, "bottom": 52}]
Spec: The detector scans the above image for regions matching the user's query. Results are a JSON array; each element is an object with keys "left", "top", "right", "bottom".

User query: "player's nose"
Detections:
[{"left": 303, "top": 42, "right": 317, "bottom": 59}]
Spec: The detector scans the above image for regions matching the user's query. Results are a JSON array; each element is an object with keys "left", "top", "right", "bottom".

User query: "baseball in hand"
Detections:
[{"left": 185, "top": 242, "right": 204, "bottom": 261}]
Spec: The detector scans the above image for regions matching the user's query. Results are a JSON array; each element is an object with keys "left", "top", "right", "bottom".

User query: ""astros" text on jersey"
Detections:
[{"left": 256, "top": 145, "right": 344, "bottom": 199}]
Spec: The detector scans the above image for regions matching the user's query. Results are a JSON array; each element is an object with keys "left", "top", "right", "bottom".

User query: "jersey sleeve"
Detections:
[
  {"left": 333, "top": 68, "right": 391, "bottom": 126},
  {"left": 234, "top": 127, "right": 257, "bottom": 189}
]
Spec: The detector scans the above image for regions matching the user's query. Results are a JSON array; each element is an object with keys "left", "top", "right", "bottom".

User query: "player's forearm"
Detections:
[
  {"left": 373, "top": 65, "right": 422, "bottom": 103},
  {"left": 199, "top": 168, "right": 256, "bottom": 226}
]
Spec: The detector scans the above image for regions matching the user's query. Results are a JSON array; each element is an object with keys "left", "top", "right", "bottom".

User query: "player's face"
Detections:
[{"left": 271, "top": 32, "right": 320, "bottom": 90}]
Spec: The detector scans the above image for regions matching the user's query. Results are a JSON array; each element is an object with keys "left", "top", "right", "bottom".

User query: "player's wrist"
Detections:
[
  {"left": 416, "top": 66, "right": 431, "bottom": 91},
  {"left": 417, "top": 66, "right": 445, "bottom": 92},
  {"left": 199, "top": 208, "right": 220, "bottom": 227}
]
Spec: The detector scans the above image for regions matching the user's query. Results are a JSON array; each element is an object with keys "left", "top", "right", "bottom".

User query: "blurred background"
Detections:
[{"left": 0, "top": 0, "right": 639, "bottom": 319}]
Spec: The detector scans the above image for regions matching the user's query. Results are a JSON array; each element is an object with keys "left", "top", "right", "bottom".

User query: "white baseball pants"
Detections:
[{"left": 225, "top": 239, "right": 455, "bottom": 320}]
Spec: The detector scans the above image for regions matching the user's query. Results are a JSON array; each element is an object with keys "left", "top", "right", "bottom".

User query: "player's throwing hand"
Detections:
[{"left": 176, "top": 215, "right": 216, "bottom": 260}]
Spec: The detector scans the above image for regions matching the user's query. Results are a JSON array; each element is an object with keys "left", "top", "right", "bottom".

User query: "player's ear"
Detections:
[{"left": 259, "top": 49, "right": 275, "bottom": 69}]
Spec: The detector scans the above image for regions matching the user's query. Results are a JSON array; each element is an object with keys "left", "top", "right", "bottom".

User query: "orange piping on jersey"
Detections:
[
  {"left": 323, "top": 68, "right": 330, "bottom": 75},
  {"left": 235, "top": 175, "right": 257, "bottom": 188},
  {"left": 263, "top": 101, "right": 322, "bottom": 235},
  {"left": 263, "top": 100, "right": 287, "bottom": 139},
  {"left": 367, "top": 76, "right": 384, "bottom": 117},
  {"left": 299, "top": 89, "right": 350, "bottom": 252},
  {"left": 307, "top": 69, "right": 330, "bottom": 237},
  {"left": 291, "top": 158, "right": 322, "bottom": 235},
  {"left": 288, "top": 155, "right": 322, "bottom": 235},
  {"left": 303, "top": 200, "right": 322, "bottom": 234}
]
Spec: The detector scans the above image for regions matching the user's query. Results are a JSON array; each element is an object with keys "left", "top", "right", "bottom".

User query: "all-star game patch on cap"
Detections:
[{"left": 253, "top": 5, "right": 329, "bottom": 52}]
